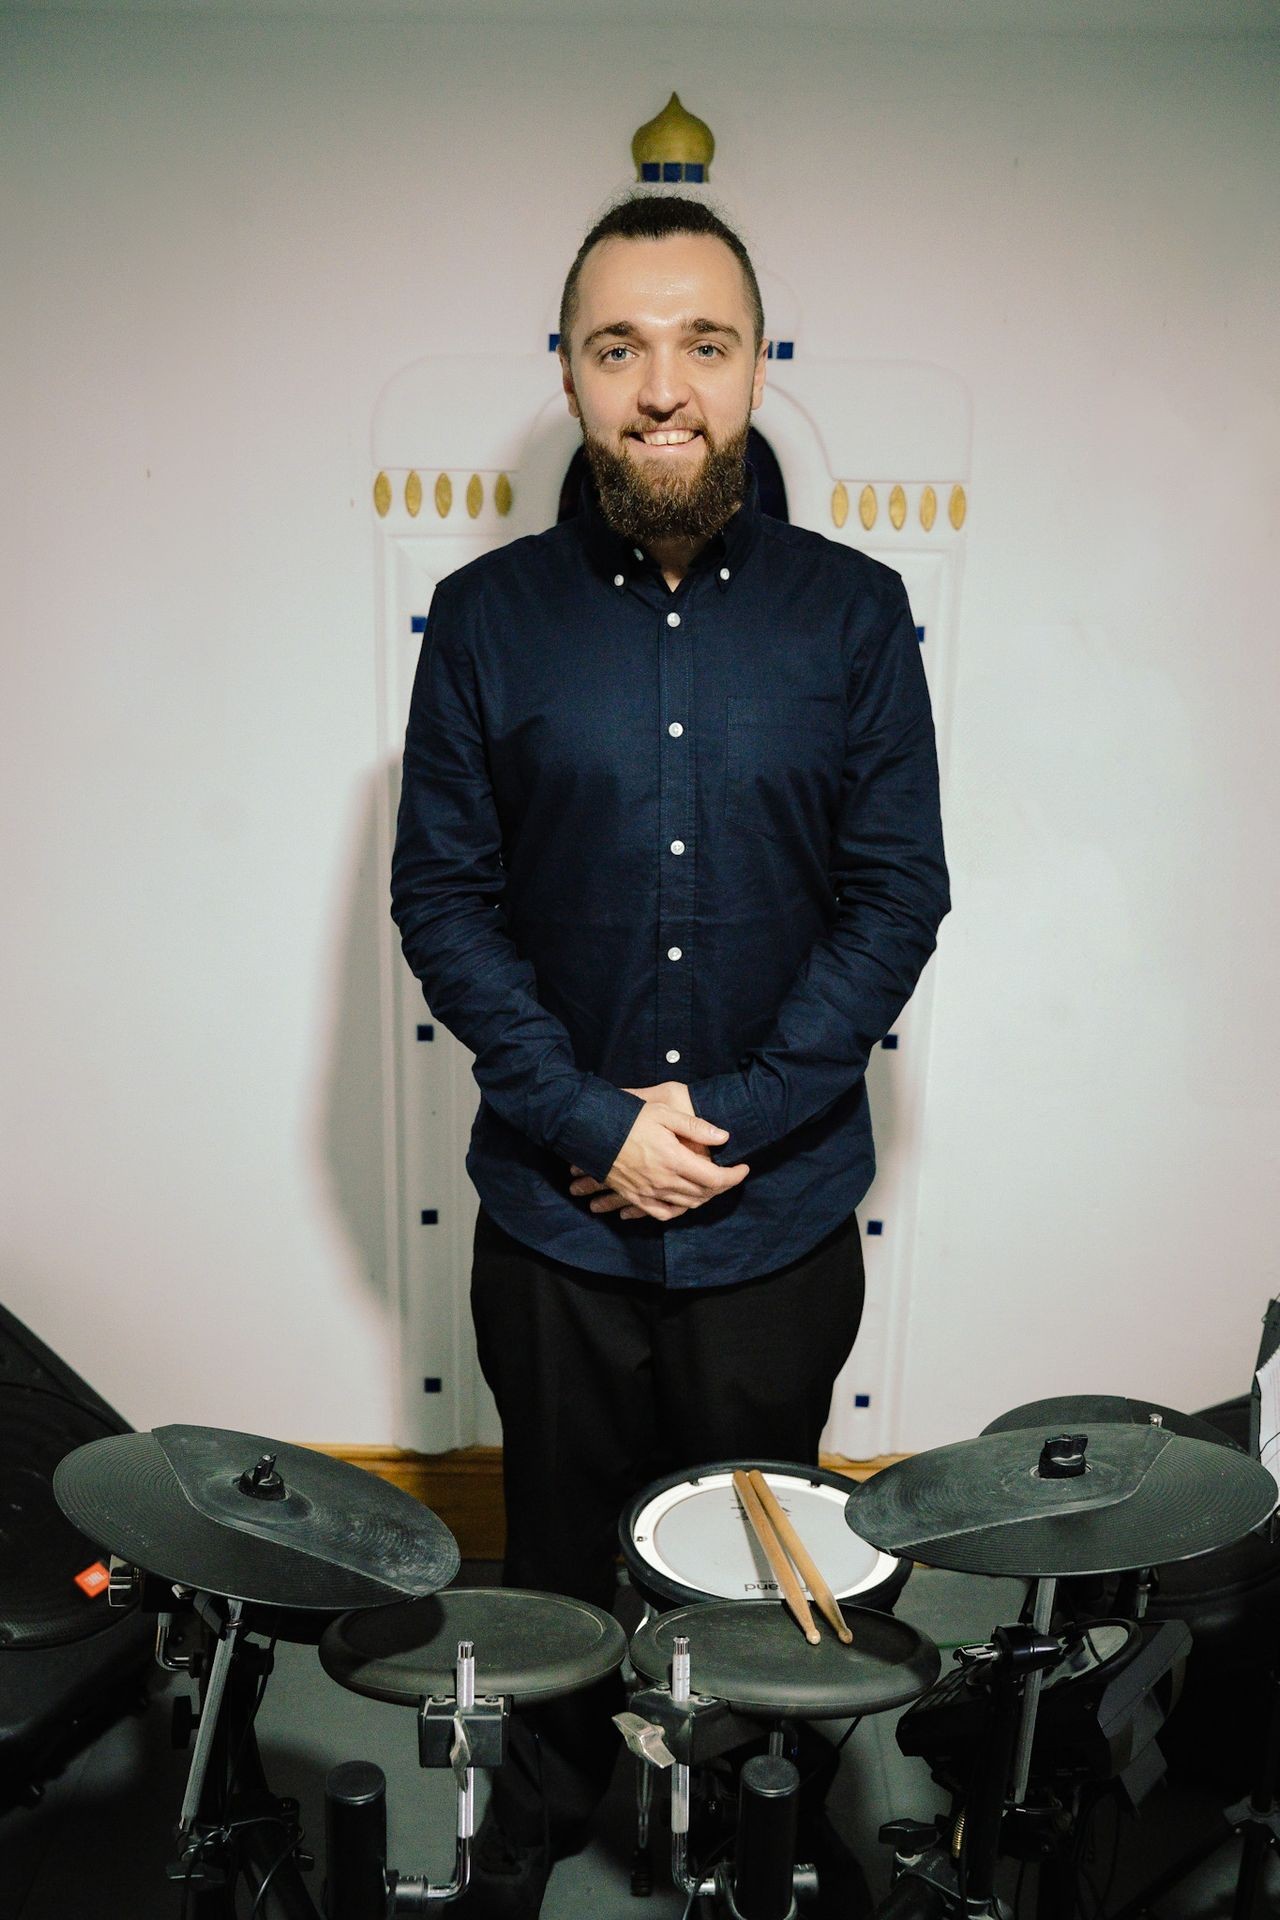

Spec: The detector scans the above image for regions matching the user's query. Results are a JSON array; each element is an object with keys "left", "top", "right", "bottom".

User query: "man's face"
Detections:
[{"left": 560, "top": 232, "right": 768, "bottom": 544}]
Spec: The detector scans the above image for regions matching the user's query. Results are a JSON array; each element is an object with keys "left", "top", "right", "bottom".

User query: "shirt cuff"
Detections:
[
  {"left": 548, "top": 1079, "right": 645, "bottom": 1182},
  {"left": 684, "top": 1072, "right": 768, "bottom": 1163}
]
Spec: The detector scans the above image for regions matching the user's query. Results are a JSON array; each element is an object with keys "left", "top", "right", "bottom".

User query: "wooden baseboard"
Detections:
[{"left": 312, "top": 1445, "right": 906, "bottom": 1564}]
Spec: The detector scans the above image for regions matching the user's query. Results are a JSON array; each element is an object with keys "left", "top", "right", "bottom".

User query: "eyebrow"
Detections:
[{"left": 580, "top": 316, "right": 744, "bottom": 352}]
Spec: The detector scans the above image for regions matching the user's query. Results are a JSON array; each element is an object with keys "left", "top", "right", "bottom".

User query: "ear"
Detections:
[
  {"left": 751, "top": 338, "right": 768, "bottom": 412},
  {"left": 558, "top": 347, "right": 580, "bottom": 420}
]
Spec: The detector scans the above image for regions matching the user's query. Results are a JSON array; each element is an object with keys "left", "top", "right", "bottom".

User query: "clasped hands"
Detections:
[{"left": 568, "top": 1081, "right": 749, "bottom": 1224}]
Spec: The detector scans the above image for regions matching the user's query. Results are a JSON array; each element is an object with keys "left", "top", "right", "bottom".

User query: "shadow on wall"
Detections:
[{"left": 313, "top": 756, "right": 399, "bottom": 1314}]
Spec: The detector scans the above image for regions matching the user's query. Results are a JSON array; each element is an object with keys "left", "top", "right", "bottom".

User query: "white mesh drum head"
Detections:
[{"left": 627, "top": 1468, "right": 900, "bottom": 1605}]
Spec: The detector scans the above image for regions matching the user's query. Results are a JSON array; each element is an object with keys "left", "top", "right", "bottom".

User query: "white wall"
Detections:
[{"left": 3, "top": 9, "right": 1277, "bottom": 1447}]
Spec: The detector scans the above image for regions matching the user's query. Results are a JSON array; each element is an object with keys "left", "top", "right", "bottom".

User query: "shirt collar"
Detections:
[{"left": 575, "top": 462, "right": 761, "bottom": 591}]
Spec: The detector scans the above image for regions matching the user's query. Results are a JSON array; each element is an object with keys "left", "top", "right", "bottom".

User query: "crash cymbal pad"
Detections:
[
  {"left": 53, "top": 1426, "right": 459, "bottom": 1610},
  {"left": 845, "top": 1424, "right": 1278, "bottom": 1578}
]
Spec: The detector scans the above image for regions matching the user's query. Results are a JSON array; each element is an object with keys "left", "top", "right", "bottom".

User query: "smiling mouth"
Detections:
[{"left": 629, "top": 429, "right": 703, "bottom": 448}]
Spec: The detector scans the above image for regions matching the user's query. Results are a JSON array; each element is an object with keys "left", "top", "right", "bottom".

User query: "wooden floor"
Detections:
[{"left": 310, "top": 1445, "right": 907, "bottom": 1560}]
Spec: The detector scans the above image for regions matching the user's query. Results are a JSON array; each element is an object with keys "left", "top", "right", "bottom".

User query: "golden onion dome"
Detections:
[{"left": 631, "top": 93, "right": 715, "bottom": 182}]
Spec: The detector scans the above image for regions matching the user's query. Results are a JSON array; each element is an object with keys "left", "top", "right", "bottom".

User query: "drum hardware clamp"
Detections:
[
  {"left": 417, "top": 1659, "right": 509, "bottom": 1776},
  {"left": 328, "top": 1641, "right": 507, "bottom": 1913},
  {"left": 877, "top": 1624, "right": 1068, "bottom": 1920},
  {"left": 616, "top": 1685, "right": 767, "bottom": 1770}
]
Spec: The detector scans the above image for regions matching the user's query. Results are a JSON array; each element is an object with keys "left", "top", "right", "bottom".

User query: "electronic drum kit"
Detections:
[{"left": 50, "top": 1388, "right": 1280, "bottom": 1920}]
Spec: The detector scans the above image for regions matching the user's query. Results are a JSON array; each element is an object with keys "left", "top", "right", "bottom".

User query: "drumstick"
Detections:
[
  {"left": 732, "top": 1470, "right": 820, "bottom": 1645},
  {"left": 748, "top": 1469, "right": 853, "bottom": 1646}
]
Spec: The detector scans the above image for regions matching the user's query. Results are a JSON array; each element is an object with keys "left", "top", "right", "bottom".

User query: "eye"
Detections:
[
  {"left": 692, "top": 343, "right": 724, "bottom": 358},
  {"left": 600, "top": 345, "right": 632, "bottom": 363}
]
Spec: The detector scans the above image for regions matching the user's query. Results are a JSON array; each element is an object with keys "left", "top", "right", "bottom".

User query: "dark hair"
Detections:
[{"left": 559, "top": 193, "right": 765, "bottom": 357}]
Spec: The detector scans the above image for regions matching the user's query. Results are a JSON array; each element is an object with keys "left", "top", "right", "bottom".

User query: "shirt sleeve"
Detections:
[
  {"left": 684, "top": 572, "right": 949, "bottom": 1162},
  {"left": 390, "top": 579, "right": 643, "bottom": 1182}
]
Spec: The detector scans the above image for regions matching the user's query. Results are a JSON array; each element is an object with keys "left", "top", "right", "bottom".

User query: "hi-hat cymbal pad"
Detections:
[
  {"left": 982, "top": 1395, "right": 1235, "bottom": 1449},
  {"left": 53, "top": 1426, "right": 459, "bottom": 1610},
  {"left": 846, "top": 1424, "right": 1278, "bottom": 1578}
]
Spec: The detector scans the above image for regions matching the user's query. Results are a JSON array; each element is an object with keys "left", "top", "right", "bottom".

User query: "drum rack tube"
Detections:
[
  {"left": 390, "top": 1642, "right": 478, "bottom": 1909},
  {"left": 667, "top": 1636, "right": 717, "bottom": 1903},
  {"left": 671, "top": 1636, "right": 693, "bottom": 1889}
]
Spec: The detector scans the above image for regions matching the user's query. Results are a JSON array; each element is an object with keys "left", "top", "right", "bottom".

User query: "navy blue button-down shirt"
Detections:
[{"left": 391, "top": 472, "right": 949, "bottom": 1289}]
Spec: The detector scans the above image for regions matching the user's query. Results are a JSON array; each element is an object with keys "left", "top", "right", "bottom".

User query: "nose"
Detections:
[{"left": 635, "top": 343, "right": 692, "bottom": 419}]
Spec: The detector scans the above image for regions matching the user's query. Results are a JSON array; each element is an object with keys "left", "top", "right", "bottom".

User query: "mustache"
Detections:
[{"left": 623, "top": 420, "right": 706, "bottom": 437}]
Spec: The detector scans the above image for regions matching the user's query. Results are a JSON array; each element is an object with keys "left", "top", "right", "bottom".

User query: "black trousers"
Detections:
[{"left": 470, "top": 1206, "right": 866, "bottom": 1850}]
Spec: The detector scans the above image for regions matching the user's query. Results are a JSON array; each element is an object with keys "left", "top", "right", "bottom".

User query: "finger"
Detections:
[
  {"left": 664, "top": 1140, "right": 748, "bottom": 1190},
  {"left": 570, "top": 1176, "right": 607, "bottom": 1196},
  {"left": 654, "top": 1177, "right": 715, "bottom": 1206},
  {"left": 664, "top": 1111, "right": 730, "bottom": 1148},
  {"left": 589, "top": 1191, "right": 632, "bottom": 1213}
]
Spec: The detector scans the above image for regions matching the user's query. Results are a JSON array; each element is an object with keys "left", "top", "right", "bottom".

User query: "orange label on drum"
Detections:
[{"left": 75, "top": 1561, "right": 110, "bottom": 1598}]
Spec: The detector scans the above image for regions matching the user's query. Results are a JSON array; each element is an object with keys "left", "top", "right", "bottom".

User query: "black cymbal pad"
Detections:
[
  {"left": 53, "top": 1426, "right": 459, "bottom": 1609},
  {"left": 981, "top": 1394, "right": 1236, "bottom": 1449},
  {"left": 846, "top": 1424, "right": 1278, "bottom": 1578}
]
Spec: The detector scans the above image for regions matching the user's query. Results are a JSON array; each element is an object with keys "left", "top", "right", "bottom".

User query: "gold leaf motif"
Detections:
[
  {"left": 949, "top": 484, "right": 967, "bottom": 530},
  {"left": 920, "top": 486, "right": 937, "bottom": 532},
  {"left": 889, "top": 485, "right": 907, "bottom": 531},
  {"left": 859, "top": 485, "right": 877, "bottom": 531},
  {"left": 405, "top": 471, "right": 422, "bottom": 518},
  {"left": 495, "top": 473, "right": 513, "bottom": 517},
  {"left": 466, "top": 474, "right": 484, "bottom": 518},
  {"left": 434, "top": 473, "right": 453, "bottom": 518},
  {"left": 373, "top": 472, "right": 392, "bottom": 518},
  {"left": 831, "top": 481, "right": 849, "bottom": 529}
]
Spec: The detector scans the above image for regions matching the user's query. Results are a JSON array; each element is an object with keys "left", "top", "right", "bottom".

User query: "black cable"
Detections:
[
  {"left": 175, "top": 1814, "right": 295, "bottom": 1920},
  {"left": 245, "top": 1829, "right": 301, "bottom": 1919},
  {"left": 795, "top": 1716, "right": 863, "bottom": 1795},
  {"left": 227, "top": 1636, "right": 278, "bottom": 1805}
]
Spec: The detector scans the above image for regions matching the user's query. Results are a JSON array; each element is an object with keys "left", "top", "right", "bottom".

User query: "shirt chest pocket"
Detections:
[{"left": 725, "top": 694, "right": 845, "bottom": 844}]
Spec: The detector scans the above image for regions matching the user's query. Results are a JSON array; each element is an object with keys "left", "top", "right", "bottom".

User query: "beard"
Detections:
[{"left": 581, "top": 414, "right": 751, "bottom": 546}]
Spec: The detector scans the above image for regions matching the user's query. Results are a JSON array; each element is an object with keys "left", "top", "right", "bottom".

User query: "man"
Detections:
[{"left": 391, "top": 193, "right": 949, "bottom": 1916}]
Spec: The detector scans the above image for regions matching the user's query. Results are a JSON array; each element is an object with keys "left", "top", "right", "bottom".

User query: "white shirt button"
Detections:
[
  {"left": 667, "top": 946, "right": 682, "bottom": 961},
  {"left": 634, "top": 547, "right": 644, "bottom": 559},
  {"left": 719, "top": 567, "right": 730, "bottom": 581},
  {"left": 667, "top": 611, "right": 681, "bottom": 628},
  {"left": 668, "top": 721, "right": 684, "bottom": 738},
  {"left": 670, "top": 839, "right": 685, "bottom": 856},
  {"left": 665, "top": 1049, "right": 681, "bottom": 1064},
  {"left": 613, "top": 573, "right": 624, "bottom": 587}
]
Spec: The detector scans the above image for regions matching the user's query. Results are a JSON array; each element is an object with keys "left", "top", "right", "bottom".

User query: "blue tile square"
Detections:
[
  {"left": 685, "top": 164, "right": 704, "bottom": 182},
  {"left": 854, "top": 1393, "right": 872, "bottom": 1409},
  {"left": 641, "top": 162, "right": 660, "bottom": 181},
  {"left": 882, "top": 1035, "right": 899, "bottom": 1050},
  {"left": 422, "top": 1377, "right": 443, "bottom": 1394},
  {"left": 411, "top": 615, "right": 428, "bottom": 635},
  {"left": 548, "top": 332, "right": 560, "bottom": 352},
  {"left": 866, "top": 1219, "right": 883, "bottom": 1236},
  {"left": 916, "top": 625, "right": 926, "bottom": 645},
  {"left": 663, "top": 162, "right": 681, "bottom": 181},
  {"left": 776, "top": 340, "right": 794, "bottom": 360},
  {"left": 417, "top": 1024, "right": 434, "bottom": 1042},
  {"left": 420, "top": 1209, "right": 438, "bottom": 1225}
]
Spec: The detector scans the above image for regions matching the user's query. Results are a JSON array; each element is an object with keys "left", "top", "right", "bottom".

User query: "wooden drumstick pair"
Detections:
[{"left": 732, "top": 1469, "right": 853, "bottom": 1647}]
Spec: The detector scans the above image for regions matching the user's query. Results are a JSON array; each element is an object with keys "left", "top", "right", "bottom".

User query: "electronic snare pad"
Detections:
[{"left": 620, "top": 1459, "right": 910, "bottom": 1615}]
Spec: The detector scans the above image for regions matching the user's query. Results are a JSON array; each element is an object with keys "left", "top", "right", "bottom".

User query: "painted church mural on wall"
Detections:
[{"left": 372, "top": 95, "right": 971, "bottom": 1460}]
